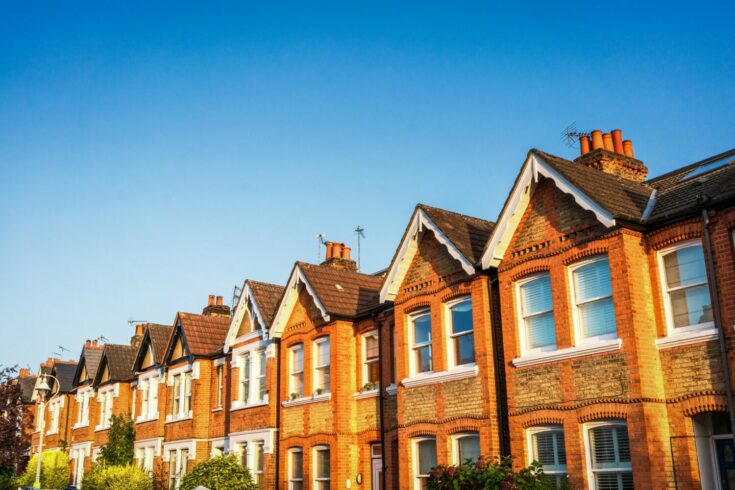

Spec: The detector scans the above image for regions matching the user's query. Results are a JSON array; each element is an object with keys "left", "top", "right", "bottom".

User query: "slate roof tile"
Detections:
[
  {"left": 248, "top": 280, "right": 285, "bottom": 327},
  {"left": 179, "top": 312, "right": 231, "bottom": 356},
  {"left": 298, "top": 262, "right": 384, "bottom": 317},
  {"left": 418, "top": 204, "right": 495, "bottom": 264}
]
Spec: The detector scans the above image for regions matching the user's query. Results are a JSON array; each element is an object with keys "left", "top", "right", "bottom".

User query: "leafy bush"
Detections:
[
  {"left": 428, "top": 456, "right": 565, "bottom": 490},
  {"left": 0, "top": 471, "right": 16, "bottom": 490},
  {"left": 98, "top": 414, "right": 136, "bottom": 466},
  {"left": 15, "top": 451, "right": 70, "bottom": 489},
  {"left": 180, "top": 454, "right": 256, "bottom": 490},
  {"left": 82, "top": 464, "right": 152, "bottom": 490}
]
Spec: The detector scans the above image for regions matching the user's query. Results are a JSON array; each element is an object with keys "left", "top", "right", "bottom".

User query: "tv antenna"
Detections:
[
  {"left": 53, "top": 345, "right": 69, "bottom": 358},
  {"left": 127, "top": 319, "right": 148, "bottom": 326},
  {"left": 560, "top": 122, "right": 590, "bottom": 148},
  {"left": 354, "top": 225, "right": 365, "bottom": 271},
  {"left": 232, "top": 284, "right": 243, "bottom": 309},
  {"left": 317, "top": 233, "right": 327, "bottom": 262},
  {"left": 97, "top": 335, "right": 109, "bottom": 344}
]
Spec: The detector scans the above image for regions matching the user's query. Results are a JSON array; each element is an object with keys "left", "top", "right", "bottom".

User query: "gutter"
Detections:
[
  {"left": 373, "top": 311, "right": 388, "bottom": 490},
  {"left": 274, "top": 338, "right": 281, "bottom": 490},
  {"left": 702, "top": 208, "right": 735, "bottom": 441}
]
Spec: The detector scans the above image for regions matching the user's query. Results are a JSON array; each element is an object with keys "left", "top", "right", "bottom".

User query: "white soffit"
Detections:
[
  {"left": 269, "top": 265, "right": 330, "bottom": 339},
  {"left": 223, "top": 282, "right": 268, "bottom": 353}
]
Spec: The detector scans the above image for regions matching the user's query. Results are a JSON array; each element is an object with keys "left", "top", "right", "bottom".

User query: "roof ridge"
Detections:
[
  {"left": 646, "top": 148, "right": 735, "bottom": 183},
  {"left": 297, "top": 261, "right": 384, "bottom": 280}
]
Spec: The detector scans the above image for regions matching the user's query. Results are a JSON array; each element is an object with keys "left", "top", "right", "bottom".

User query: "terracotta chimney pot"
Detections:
[
  {"left": 92, "top": 340, "right": 98, "bottom": 347},
  {"left": 216, "top": 296, "right": 223, "bottom": 306},
  {"left": 611, "top": 129, "right": 624, "bottom": 154},
  {"left": 19, "top": 368, "right": 29, "bottom": 378},
  {"left": 602, "top": 133, "right": 614, "bottom": 151},
  {"left": 208, "top": 294, "right": 215, "bottom": 306},
  {"left": 623, "top": 140, "right": 634, "bottom": 158},
  {"left": 332, "top": 242, "right": 343, "bottom": 259},
  {"left": 85, "top": 339, "right": 91, "bottom": 348},
  {"left": 579, "top": 135, "right": 590, "bottom": 155},
  {"left": 325, "top": 242, "right": 334, "bottom": 260},
  {"left": 342, "top": 246, "right": 351, "bottom": 260},
  {"left": 135, "top": 323, "right": 145, "bottom": 336},
  {"left": 591, "top": 130, "right": 604, "bottom": 150}
]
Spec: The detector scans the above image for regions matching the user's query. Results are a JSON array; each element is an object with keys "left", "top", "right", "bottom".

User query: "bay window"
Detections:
[
  {"left": 98, "top": 389, "right": 113, "bottom": 428},
  {"left": 518, "top": 274, "right": 556, "bottom": 353},
  {"left": 571, "top": 257, "right": 617, "bottom": 342},
  {"left": 410, "top": 310, "right": 432, "bottom": 374},
  {"left": 139, "top": 377, "right": 158, "bottom": 420},
  {"left": 168, "top": 448, "right": 189, "bottom": 490},
  {"left": 447, "top": 298, "right": 475, "bottom": 366},
  {"left": 659, "top": 242, "right": 713, "bottom": 332},
  {"left": 216, "top": 364, "right": 223, "bottom": 409},
  {"left": 313, "top": 337, "right": 330, "bottom": 394}
]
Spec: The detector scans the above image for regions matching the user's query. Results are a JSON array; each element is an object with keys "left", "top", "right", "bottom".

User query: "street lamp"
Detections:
[{"left": 34, "top": 374, "right": 58, "bottom": 489}]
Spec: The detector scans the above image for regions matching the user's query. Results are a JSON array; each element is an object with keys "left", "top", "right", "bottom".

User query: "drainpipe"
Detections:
[
  {"left": 486, "top": 271, "right": 510, "bottom": 456},
  {"left": 274, "top": 338, "right": 281, "bottom": 490},
  {"left": 224, "top": 351, "right": 232, "bottom": 453},
  {"left": 702, "top": 208, "right": 735, "bottom": 440},
  {"left": 373, "top": 311, "right": 388, "bottom": 490}
]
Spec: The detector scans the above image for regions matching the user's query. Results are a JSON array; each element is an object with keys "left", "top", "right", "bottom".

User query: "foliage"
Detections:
[
  {"left": 82, "top": 464, "right": 152, "bottom": 490},
  {"left": 0, "top": 365, "right": 27, "bottom": 474},
  {"left": 0, "top": 471, "right": 16, "bottom": 490},
  {"left": 428, "top": 456, "right": 565, "bottom": 490},
  {"left": 180, "top": 454, "right": 256, "bottom": 490},
  {"left": 98, "top": 414, "right": 136, "bottom": 466},
  {"left": 15, "top": 451, "right": 70, "bottom": 489}
]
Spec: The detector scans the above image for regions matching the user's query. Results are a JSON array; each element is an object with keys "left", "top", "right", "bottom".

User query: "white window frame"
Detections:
[
  {"left": 289, "top": 344, "right": 304, "bottom": 399},
  {"left": 408, "top": 308, "right": 433, "bottom": 376},
  {"left": 569, "top": 256, "right": 618, "bottom": 345},
  {"left": 516, "top": 273, "right": 557, "bottom": 355},
  {"left": 444, "top": 296, "right": 475, "bottom": 368},
  {"left": 412, "top": 436, "right": 436, "bottom": 490},
  {"left": 215, "top": 364, "right": 223, "bottom": 409},
  {"left": 451, "top": 431, "right": 480, "bottom": 464},
  {"left": 232, "top": 342, "right": 270, "bottom": 409},
  {"left": 313, "top": 445, "right": 331, "bottom": 489},
  {"left": 288, "top": 447, "right": 303, "bottom": 490},
  {"left": 167, "top": 447, "right": 189, "bottom": 490},
  {"left": 526, "top": 425, "right": 568, "bottom": 482},
  {"left": 657, "top": 240, "right": 714, "bottom": 334},
  {"left": 362, "top": 330, "right": 380, "bottom": 389},
  {"left": 168, "top": 370, "right": 193, "bottom": 420},
  {"left": 75, "top": 387, "right": 93, "bottom": 428},
  {"left": 96, "top": 387, "right": 114, "bottom": 430},
  {"left": 583, "top": 420, "right": 632, "bottom": 490},
  {"left": 313, "top": 337, "right": 331, "bottom": 395},
  {"left": 47, "top": 397, "right": 62, "bottom": 434},
  {"left": 137, "top": 374, "right": 160, "bottom": 422}
]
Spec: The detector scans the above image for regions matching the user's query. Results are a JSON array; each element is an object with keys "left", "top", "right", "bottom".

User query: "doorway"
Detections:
[
  {"left": 694, "top": 411, "right": 734, "bottom": 489},
  {"left": 371, "top": 443, "right": 382, "bottom": 490}
]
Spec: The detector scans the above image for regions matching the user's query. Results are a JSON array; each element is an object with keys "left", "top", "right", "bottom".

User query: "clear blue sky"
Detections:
[{"left": 1, "top": 1, "right": 733, "bottom": 370}]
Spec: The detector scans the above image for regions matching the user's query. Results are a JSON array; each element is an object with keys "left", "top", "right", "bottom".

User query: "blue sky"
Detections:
[{"left": 1, "top": 1, "right": 733, "bottom": 369}]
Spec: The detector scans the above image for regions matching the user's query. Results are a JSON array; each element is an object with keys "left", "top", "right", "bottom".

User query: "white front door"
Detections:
[{"left": 372, "top": 458, "right": 383, "bottom": 490}]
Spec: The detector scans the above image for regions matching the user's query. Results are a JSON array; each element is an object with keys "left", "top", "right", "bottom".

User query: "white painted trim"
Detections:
[
  {"left": 407, "top": 308, "right": 432, "bottom": 377},
  {"left": 228, "top": 428, "right": 277, "bottom": 454},
  {"left": 511, "top": 338, "right": 622, "bottom": 368},
  {"left": 166, "top": 361, "right": 198, "bottom": 383},
  {"left": 443, "top": 295, "right": 474, "bottom": 369},
  {"left": 401, "top": 364, "right": 478, "bottom": 388},
  {"left": 568, "top": 255, "right": 618, "bottom": 344},
  {"left": 450, "top": 432, "right": 481, "bottom": 465},
  {"left": 641, "top": 188, "right": 658, "bottom": 222},
  {"left": 515, "top": 273, "right": 556, "bottom": 356},
  {"left": 134, "top": 437, "right": 163, "bottom": 457},
  {"left": 412, "top": 436, "right": 436, "bottom": 490},
  {"left": 224, "top": 282, "right": 269, "bottom": 354},
  {"left": 231, "top": 398, "right": 269, "bottom": 411},
  {"left": 481, "top": 153, "right": 616, "bottom": 269},
  {"left": 380, "top": 208, "right": 476, "bottom": 303},
  {"left": 70, "top": 441, "right": 92, "bottom": 458},
  {"left": 354, "top": 389, "right": 379, "bottom": 400},
  {"left": 525, "top": 426, "right": 567, "bottom": 476},
  {"left": 655, "top": 327, "right": 719, "bottom": 349},
  {"left": 270, "top": 265, "right": 330, "bottom": 338},
  {"left": 583, "top": 420, "right": 631, "bottom": 490},
  {"left": 281, "top": 392, "right": 331, "bottom": 407},
  {"left": 162, "top": 439, "right": 199, "bottom": 460}
]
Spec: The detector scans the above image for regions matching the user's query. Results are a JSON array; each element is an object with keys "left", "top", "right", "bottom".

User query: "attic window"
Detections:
[
  {"left": 335, "top": 284, "right": 344, "bottom": 291},
  {"left": 680, "top": 154, "right": 734, "bottom": 182}
]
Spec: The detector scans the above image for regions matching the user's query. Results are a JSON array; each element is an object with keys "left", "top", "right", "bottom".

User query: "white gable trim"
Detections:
[
  {"left": 379, "top": 208, "right": 476, "bottom": 303},
  {"left": 224, "top": 282, "right": 268, "bottom": 353},
  {"left": 269, "top": 265, "right": 330, "bottom": 339},
  {"left": 481, "top": 153, "right": 616, "bottom": 269}
]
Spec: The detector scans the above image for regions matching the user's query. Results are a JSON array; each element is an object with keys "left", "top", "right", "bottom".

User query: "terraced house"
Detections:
[
  {"left": 21, "top": 132, "right": 735, "bottom": 490},
  {"left": 30, "top": 358, "right": 78, "bottom": 461}
]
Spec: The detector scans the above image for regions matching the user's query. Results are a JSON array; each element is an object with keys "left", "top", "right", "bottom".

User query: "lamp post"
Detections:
[{"left": 33, "top": 374, "right": 58, "bottom": 489}]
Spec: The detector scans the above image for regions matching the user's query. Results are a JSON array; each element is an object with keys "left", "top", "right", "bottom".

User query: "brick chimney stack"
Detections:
[
  {"left": 576, "top": 128, "right": 647, "bottom": 182},
  {"left": 131, "top": 322, "right": 147, "bottom": 348},
  {"left": 202, "top": 294, "right": 231, "bottom": 317},
  {"left": 321, "top": 241, "right": 357, "bottom": 272},
  {"left": 19, "top": 368, "right": 30, "bottom": 378}
]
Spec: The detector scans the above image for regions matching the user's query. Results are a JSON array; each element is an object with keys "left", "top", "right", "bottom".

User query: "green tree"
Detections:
[
  {"left": 98, "top": 414, "right": 135, "bottom": 466},
  {"left": 82, "top": 464, "right": 152, "bottom": 490},
  {"left": 15, "top": 451, "right": 70, "bottom": 489},
  {"left": 180, "top": 455, "right": 256, "bottom": 490}
]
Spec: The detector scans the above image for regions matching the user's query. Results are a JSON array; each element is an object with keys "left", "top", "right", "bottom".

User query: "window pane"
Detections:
[
  {"left": 574, "top": 260, "right": 612, "bottom": 302},
  {"left": 451, "top": 301, "right": 473, "bottom": 334},
  {"left": 664, "top": 245, "right": 707, "bottom": 288},
  {"left": 521, "top": 276, "right": 553, "bottom": 315},
  {"left": 590, "top": 425, "right": 631, "bottom": 469},
  {"left": 291, "top": 451, "right": 303, "bottom": 479},
  {"left": 365, "top": 335, "right": 379, "bottom": 360},
  {"left": 525, "top": 312, "right": 556, "bottom": 349},
  {"left": 455, "top": 333, "right": 475, "bottom": 365},
  {"left": 367, "top": 362, "right": 380, "bottom": 384},
  {"left": 458, "top": 435, "right": 480, "bottom": 462},
  {"left": 417, "top": 439, "right": 437, "bottom": 475},
  {"left": 596, "top": 472, "right": 634, "bottom": 490},
  {"left": 416, "top": 345, "right": 432, "bottom": 373},
  {"left": 317, "top": 339, "right": 330, "bottom": 367},
  {"left": 293, "top": 347, "right": 303, "bottom": 371},
  {"left": 413, "top": 314, "right": 432, "bottom": 344},
  {"left": 316, "top": 448, "right": 330, "bottom": 478},
  {"left": 533, "top": 432, "right": 557, "bottom": 466},
  {"left": 580, "top": 297, "right": 617, "bottom": 338},
  {"left": 670, "top": 284, "right": 713, "bottom": 328}
]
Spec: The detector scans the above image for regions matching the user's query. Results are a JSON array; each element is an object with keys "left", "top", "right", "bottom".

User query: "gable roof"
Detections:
[
  {"left": 132, "top": 323, "right": 172, "bottom": 372},
  {"left": 72, "top": 345, "right": 104, "bottom": 388},
  {"left": 269, "top": 262, "right": 384, "bottom": 338},
  {"left": 93, "top": 344, "right": 137, "bottom": 386},
  {"left": 165, "top": 312, "right": 231, "bottom": 362},
  {"left": 53, "top": 362, "right": 79, "bottom": 393},
  {"left": 380, "top": 204, "right": 495, "bottom": 302},
  {"left": 224, "top": 280, "right": 285, "bottom": 353}
]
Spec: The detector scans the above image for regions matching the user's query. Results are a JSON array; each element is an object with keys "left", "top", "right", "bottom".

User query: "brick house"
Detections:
[
  {"left": 130, "top": 323, "right": 172, "bottom": 480},
  {"left": 480, "top": 132, "right": 735, "bottom": 489},
  {"left": 269, "top": 247, "right": 387, "bottom": 490},
  {"left": 16, "top": 368, "right": 38, "bottom": 471},
  {"left": 379, "top": 204, "right": 502, "bottom": 489},
  {"left": 69, "top": 340, "right": 104, "bottom": 487},
  {"left": 160, "top": 298, "right": 230, "bottom": 490},
  {"left": 222, "top": 280, "right": 284, "bottom": 489}
]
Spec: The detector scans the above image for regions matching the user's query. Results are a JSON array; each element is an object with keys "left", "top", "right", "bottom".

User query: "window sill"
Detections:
[
  {"left": 282, "top": 392, "right": 331, "bottom": 407},
  {"left": 72, "top": 423, "right": 89, "bottom": 430},
  {"left": 46, "top": 430, "right": 58, "bottom": 436},
  {"left": 512, "top": 339, "right": 622, "bottom": 368},
  {"left": 655, "top": 327, "right": 719, "bottom": 350},
  {"left": 354, "top": 389, "right": 379, "bottom": 400},
  {"left": 401, "top": 364, "right": 478, "bottom": 388},
  {"left": 94, "top": 425, "right": 110, "bottom": 433},
  {"left": 136, "top": 414, "right": 159, "bottom": 424},
  {"left": 211, "top": 407, "right": 223, "bottom": 413},
  {"left": 165, "top": 411, "right": 193, "bottom": 424},
  {"left": 231, "top": 399, "right": 269, "bottom": 411}
]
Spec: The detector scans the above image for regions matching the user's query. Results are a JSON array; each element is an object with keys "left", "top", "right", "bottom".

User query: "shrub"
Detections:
[
  {"left": 180, "top": 454, "right": 256, "bottom": 490},
  {"left": 98, "top": 414, "right": 136, "bottom": 466},
  {"left": 82, "top": 464, "right": 152, "bottom": 490},
  {"left": 15, "top": 451, "right": 70, "bottom": 489},
  {"left": 0, "top": 471, "right": 15, "bottom": 490},
  {"left": 428, "top": 456, "right": 563, "bottom": 490}
]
